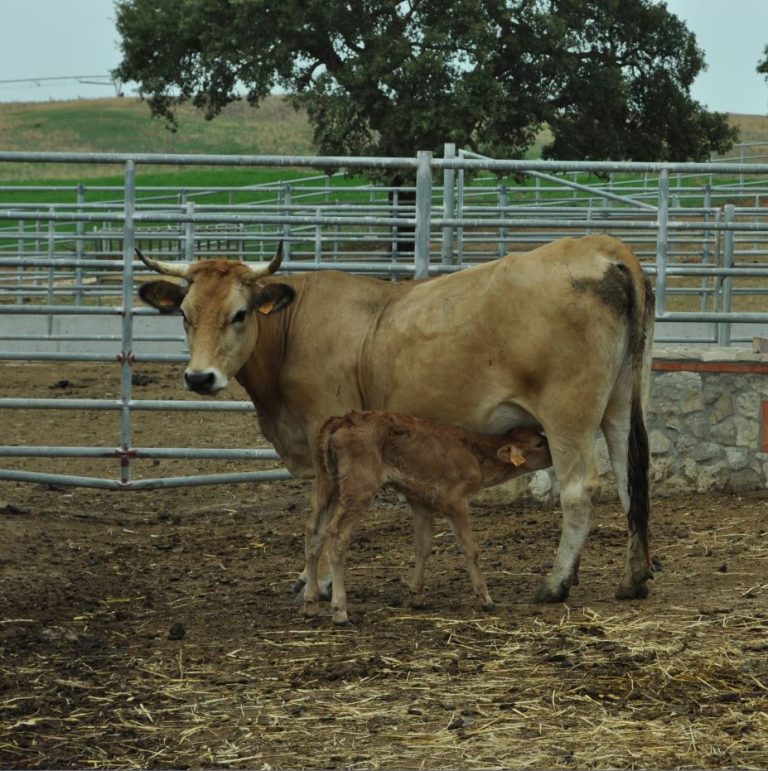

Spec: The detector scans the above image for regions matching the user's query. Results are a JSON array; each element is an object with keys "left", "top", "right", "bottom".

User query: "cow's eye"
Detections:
[{"left": 232, "top": 309, "right": 248, "bottom": 324}]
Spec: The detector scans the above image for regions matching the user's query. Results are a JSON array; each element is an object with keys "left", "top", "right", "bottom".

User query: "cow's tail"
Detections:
[{"left": 625, "top": 271, "right": 655, "bottom": 563}]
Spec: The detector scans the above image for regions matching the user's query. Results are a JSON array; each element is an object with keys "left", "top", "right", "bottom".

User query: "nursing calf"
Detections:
[{"left": 303, "top": 410, "right": 552, "bottom": 624}]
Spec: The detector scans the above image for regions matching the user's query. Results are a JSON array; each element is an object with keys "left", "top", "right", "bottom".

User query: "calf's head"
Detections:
[
  {"left": 497, "top": 428, "right": 552, "bottom": 472},
  {"left": 137, "top": 245, "right": 295, "bottom": 394}
]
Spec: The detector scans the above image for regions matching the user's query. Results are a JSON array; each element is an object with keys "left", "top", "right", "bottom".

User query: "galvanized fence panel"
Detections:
[{"left": 1, "top": 148, "right": 767, "bottom": 490}]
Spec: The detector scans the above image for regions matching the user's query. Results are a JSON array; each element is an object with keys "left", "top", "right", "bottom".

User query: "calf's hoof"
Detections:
[
  {"left": 302, "top": 601, "right": 319, "bottom": 619},
  {"left": 294, "top": 577, "right": 332, "bottom": 605},
  {"left": 480, "top": 600, "right": 496, "bottom": 613},
  {"left": 332, "top": 609, "right": 350, "bottom": 626},
  {"left": 318, "top": 577, "right": 333, "bottom": 602},
  {"left": 408, "top": 592, "right": 427, "bottom": 609},
  {"left": 293, "top": 582, "right": 307, "bottom": 606}
]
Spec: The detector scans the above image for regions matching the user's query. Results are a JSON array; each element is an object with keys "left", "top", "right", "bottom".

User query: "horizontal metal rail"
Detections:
[
  {"left": 2, "top": 149, "right": 768, "bottom": 175},
  {"left": 0, "top": 468, "right": 292, "bottom": 490},
  {"left": 0, "top": 398, "right": 254, "bottom": 410},
  {"left": 0, "top": 445, "right": 279, "bottom": 460}
]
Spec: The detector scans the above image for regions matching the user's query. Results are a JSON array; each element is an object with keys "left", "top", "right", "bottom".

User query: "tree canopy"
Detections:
[
  {"left": 114, "top": 0, "right": 738, "bottom": 167},
  {"left": 758, "top": 44, "right": 768, "bottom": 102}
]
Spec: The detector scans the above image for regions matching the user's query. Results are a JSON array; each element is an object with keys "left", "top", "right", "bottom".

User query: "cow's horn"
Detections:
[
  {"left": 135, "top": 248, "right": 190, "bottom": 279},
  {"left": 246, "top": 241, "right": 283, "bottom": 280}
]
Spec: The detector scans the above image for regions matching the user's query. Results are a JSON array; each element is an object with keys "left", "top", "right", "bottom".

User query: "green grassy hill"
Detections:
[
  {"left": 1, "top": 96, "right": 766, "bottom": 185},
  {"left": 0, "top": 96, "right": 315, "bottom": 183}
]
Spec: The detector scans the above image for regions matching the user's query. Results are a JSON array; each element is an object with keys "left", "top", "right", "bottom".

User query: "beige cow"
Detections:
[
  {"left": 304, "top": 410, "right": 552, "bottom": 624},
  {"left": 137, "top": 234, "right": 655, "bottom": 604}
]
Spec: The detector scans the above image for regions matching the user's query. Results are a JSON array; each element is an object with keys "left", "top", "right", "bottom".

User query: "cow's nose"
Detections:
[{"left": 184, "top": 370, "right": 216, "bottom": 393}]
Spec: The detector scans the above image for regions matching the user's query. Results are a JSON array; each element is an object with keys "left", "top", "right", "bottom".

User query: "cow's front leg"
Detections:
[{"left": 535, "top": 447, "right": 595, "bottom": 603}]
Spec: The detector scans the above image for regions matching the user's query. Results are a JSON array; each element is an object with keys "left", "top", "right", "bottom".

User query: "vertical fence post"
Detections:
[
  {"left": 739, "top": 144, "right": 745, "bottom": 190},
  {"left": 314, "top": 208, "right": 322, "bottom": 264},
  {"left": 178, "top": 190, "right": 188, "bottom": 259},
  {"left": 441, "top": 143, "right": 455, "bottom": 265},
  {"left": 46, "top": 208, "right": 55, "bottom": 337},
  {"left": 456, "top": 158, "right": 465, "bottom": 264},
  {"left": 389, "top": 187, "right": 399, "bottom": 261},
  {"left": 75, "top": 184, "right": 85, "bottom": 305},
  {"left": 120, "top": 160, "right": 137, "bottom": 486},
  {"left": 655, "top": 168, "right": 669, "bottom": 316},
  {"left": 717, "top": 204, "right": 735, "bottom": 347},
  {"left": 282, "top": 183, "right": 292, "bottom": 261},
  {"left": 184, "top": 201, "right": 195, "bottom": 262},
  {"left": 15, "top": 219, "right": 24, "bottom": 305},
  {"left": 414, "top": 150, "right": 432, "bottom": 279},
  {"left": 701, "top": 183, "right": 712, "bottom": 312},
  {"left": 498, "top": 181, "right": 508, "bottom": 257}
]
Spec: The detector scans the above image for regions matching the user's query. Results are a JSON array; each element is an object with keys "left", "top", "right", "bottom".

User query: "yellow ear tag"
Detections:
[
  {"left": 258, "top": 299, "right": 276, "bottom": 315},
  {"left": 508, "top": 448, "right": 527, "bottom": 467}
]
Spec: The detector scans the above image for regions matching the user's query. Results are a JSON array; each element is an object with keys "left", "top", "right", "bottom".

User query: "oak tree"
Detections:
[{"left": 114, "top": 0, "right": 737, "bottom": 168}]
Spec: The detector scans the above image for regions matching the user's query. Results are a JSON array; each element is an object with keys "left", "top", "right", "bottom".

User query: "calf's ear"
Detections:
[
  {"left": 497, "top": 444, "right": 527, "bottom": 467},
  {"left": 252, "top": 283, "right": 296, "bottom": 315},
  {"left": 139, "top": 280, "right": 187, "bottom": 313}
]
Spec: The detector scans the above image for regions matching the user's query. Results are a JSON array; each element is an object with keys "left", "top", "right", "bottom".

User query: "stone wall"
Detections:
[
  {"left": 480, "top": 346, "right": 768, "bottom": 506},
  {"left": 647, "top": 348, "right": 768, "bottom": 496}
]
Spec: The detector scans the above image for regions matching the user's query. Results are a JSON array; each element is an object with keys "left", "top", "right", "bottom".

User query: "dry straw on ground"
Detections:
[{"left": 2, "top": 604, "right": 767, "bottom": 769}]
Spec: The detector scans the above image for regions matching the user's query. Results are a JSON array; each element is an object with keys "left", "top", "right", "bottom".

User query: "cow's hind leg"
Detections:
[
  {"left": 535, "top": 437, "right": 598, "bottom": 603},
  {"left": 603, "top": 400, "right": 653, "bottom": 599}
]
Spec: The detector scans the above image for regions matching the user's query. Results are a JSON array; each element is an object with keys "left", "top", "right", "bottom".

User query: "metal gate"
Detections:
[{"left": 2, "top": 149, "right": 768, "bottom": 489}]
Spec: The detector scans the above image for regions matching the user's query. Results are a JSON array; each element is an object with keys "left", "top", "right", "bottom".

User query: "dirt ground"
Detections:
[{"left": 1, "top": 362, "right": 767, "bottom": 769}]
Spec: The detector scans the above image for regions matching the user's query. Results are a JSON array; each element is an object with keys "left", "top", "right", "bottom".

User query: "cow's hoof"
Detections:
[
  {"left": 534, "top": 580, "right": 570, "bottom": 603},
  {"left": 408, "top": 592, "right": 427, "bottom": 609},
  {"left": 615, "top": 581, "right": 650, "bottom": 600},
  {"left": 480, "top": 600, "right": 496, "bottom": 613}
]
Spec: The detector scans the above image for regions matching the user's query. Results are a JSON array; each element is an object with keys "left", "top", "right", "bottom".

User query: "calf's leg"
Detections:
[
  {"left": 325, "top": 495, "right": 371, "bottom": 625},
  {"left": 443, "top": 500, "right": 494, "bottom": 610},
  {"left": 406, "top": 500, "right": 435, "bottom": 608},
  {"left": 302, "top": 476, "right": 336, "bottom": 618}
]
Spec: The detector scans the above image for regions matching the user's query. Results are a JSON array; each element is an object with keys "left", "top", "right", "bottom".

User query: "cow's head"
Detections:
[
  {"left": 496, "top": 428, "right": 552, "bottom": 471},
  {"left": 137, "top": 244, "right": 295, "bottom": 394}
]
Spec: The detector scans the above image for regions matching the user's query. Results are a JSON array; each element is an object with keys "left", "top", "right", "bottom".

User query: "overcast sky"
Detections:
[{"left": 0, "top": 0, "right": 766, "bottom": 115}]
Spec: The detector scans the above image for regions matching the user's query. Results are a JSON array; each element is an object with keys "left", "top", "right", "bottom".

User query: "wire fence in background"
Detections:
[{"left": 1, "top": 147, "right": 767, "bottom": 489}]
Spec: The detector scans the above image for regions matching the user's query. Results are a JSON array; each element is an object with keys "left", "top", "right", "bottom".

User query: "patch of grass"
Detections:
[{"left": 0, "top": 96, "right": 316, "bottom": 182}]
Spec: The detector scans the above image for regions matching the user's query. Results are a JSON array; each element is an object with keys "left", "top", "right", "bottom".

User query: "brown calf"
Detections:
[{"left": 303, "top": 410, "right": 552, "bottom": 624}]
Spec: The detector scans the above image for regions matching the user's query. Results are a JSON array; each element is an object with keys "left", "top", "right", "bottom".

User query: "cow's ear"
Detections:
[
  {"left": 252, "top": 283, "right": 296, "bottom": 315},
  {"left": 139, "top": 280, "right": 187, "bottom": 313},
  {"left": 496, "top": 444, "right": 527, "bottom": 467}
]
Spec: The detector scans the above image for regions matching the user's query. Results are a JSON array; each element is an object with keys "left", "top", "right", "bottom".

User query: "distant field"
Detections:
[
  {"left": 1, "top": 96, "right": 766, "bottom": 184},
  {"left": 1, "top": 96, "right": 766, "bottom": 195},
  {"left": 0, "top": 96, "right": 316, "bottom": 184}
]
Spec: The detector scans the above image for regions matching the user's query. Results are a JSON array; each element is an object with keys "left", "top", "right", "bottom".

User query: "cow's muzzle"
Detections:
[{"left": 184, "top": 369, "right": 227, "bottom": 394}]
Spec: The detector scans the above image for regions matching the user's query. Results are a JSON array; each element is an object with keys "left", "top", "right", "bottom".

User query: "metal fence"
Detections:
[{"left": 1, "top": 148, "right": 767, "bottom": 490}]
